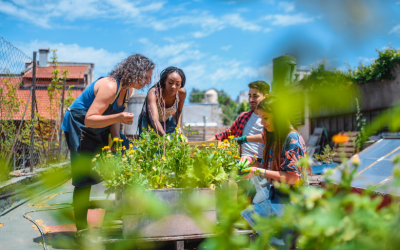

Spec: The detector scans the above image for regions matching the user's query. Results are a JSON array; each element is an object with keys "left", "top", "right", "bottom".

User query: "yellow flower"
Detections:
[
  {"left": 202, "top": 144, "right": 206, "bottom": 146},
  {"left": 223, "top": 139, "right": 229, "bottom": 143},
  {"left": 182, "top": 126, "right": 185, "bottom": 129},
  {"left": 228, "top": 129, "right": 231, "bottom": 133},
  {"left": 228, "top": 136, "right": 234, "bottom": 140},
  {"left": 122, "top": 146, "right": 126, "bottom": 150},
  {"left": 129, "top": 143, "right": 133, "bottom": 148},
  {"left": 233, "top": 155, "right": 241, "bottom": 159},
  {"left": 119, "top": 139, "right": 124, "bottom": 142},
  {"left": 92, "top": 158, "right": 96, "bottom": 162},
  {"left": 162, "top": 156, "right": 167, "bottom": 161},
  {"left": 102, "top": 146, "right": 110, "bottom": 150},
  {"left": 118, "top": 147, "right": 122, "bottom": 151},
  {"left": 212, "top": 151, "right": 216, "bottom": 154},
  {"left": 210, "top": 143, "right": 214, "bottom": 146},
  {"left": 113, "top": 138, "right": 119, "bottom": 142},
  {"left": 228, "top": 151, "right": 232, "bottom": 155},
  {"left": 193, "top": 152, "right": 197, "bottom": 155}
]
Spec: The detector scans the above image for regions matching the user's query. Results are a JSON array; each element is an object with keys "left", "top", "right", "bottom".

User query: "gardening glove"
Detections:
[
  {"left": 238, "top": 167, "right": 267, "bottom": 180},
  {"left": 237, "top": 156, "right": 255, "bottom": 169},
  {"left": 233, "top": 135, "right": 247, "bottom": 144}
]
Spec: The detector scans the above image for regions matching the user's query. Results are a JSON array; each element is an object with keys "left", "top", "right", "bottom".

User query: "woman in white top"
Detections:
[{"left": 138, "top": 67, "right": 187, "bottom": 135}]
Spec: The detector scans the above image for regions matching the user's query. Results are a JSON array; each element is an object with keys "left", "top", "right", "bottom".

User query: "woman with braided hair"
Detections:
[
  {"left": 138, "top": 66, "right": 187, "bottom": 136},
  {"left": 238, "top": 96, "right": 307, "bottom": 246}
]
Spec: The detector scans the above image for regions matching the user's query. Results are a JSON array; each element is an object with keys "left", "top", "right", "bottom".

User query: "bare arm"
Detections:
[
  {"left": 207, "top": 136, "right": 217, "bottom": 141},
  {"left": 262, "top": 170, "right": 301, "bottom": 185},
  {"left": 84, "top": 77, "right": 134, "bottom": 128},
  {"left": 147, "top": 89, "right": 167, "bottom": 135},
  {"left": 110, "top": 122, "right": 120, "bottom": 139},
  {"left": 174, "top": 88, "right": 186, "bottom": 126},
  {"left": 246, "top": 134, "right": 264, "bottom": 143},
  {"left": 251, "top": 161, "right": 300, "bottom": 185}
]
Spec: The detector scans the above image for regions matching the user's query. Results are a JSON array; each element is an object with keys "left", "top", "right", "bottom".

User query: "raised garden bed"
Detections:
[{"left": 122, "top": 188, "right": 216, "bottom": 238}]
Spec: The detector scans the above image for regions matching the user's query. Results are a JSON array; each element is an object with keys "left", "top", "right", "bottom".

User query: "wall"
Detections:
[
  {"left": 309, "top": 66, "right": 400, "bottom": 139},
  {"left": 310, "top": 66, "right": 400, "bottom": 118},
  {"left": 125, "top": 94, "right": 146, "bottom": 136},
  {"left": 182, "top": 104, "right": 222, "bottom": 126}
]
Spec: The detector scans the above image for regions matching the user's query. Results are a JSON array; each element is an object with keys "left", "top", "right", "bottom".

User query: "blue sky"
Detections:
[{"left": 1, "top": 0, "right": 399, "bottom": 100}]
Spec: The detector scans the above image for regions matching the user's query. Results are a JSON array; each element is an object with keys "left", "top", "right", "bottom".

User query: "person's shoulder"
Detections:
[
  {"left": 96, "top": 76, "right": 117, "bottom": 91},
  {"left": 178, "top": 88, "right": 187, "bottom": 97},
  {"left": 285, "top": 130, "right": 306, "bottom": 151},
  {"left": 239, "top": 110, "right": 253, "bottom": 118},
  {"left": 178, "top": 87, "right": 187, "bottom": 94}
]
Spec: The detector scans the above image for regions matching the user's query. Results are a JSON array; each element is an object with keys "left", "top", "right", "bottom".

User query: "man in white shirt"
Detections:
[{"left": 208, "top": 80, "right": 270, "bottom": 161}]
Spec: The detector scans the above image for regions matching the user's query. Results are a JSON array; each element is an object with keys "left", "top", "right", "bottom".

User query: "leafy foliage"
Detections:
[
  {"left": 352, "top": 44, "right": 400, "bottom": 84},
  {"left": 93, "top": 126, "right": 240, "bottom": 193},
  {"left": 355, "top": 98, "right": 367, "bottom": 151},
  {"left": 189, "top": 88, "right": 205, "bottom": 103},
  {"left": 0, "top": 73, "right": 34, "bottom": 180},
  {"left": 313, "top": 144, "right": 336, "bottom": 163}
]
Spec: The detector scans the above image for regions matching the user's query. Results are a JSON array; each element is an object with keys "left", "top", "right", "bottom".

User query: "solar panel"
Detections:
[{"left": 330, "top": 139, "right": 400, "bottom": 192}]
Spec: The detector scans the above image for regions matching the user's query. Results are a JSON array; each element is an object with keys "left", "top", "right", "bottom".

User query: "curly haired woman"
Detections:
[{"left": 61, "top": 54, "right": 154, "bottom": 249}]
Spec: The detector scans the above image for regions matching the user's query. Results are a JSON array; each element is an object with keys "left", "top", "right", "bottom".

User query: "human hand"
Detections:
[
  {"left": 237, "top": 156, "right": 255, "bottom": 170},
  {"left": 233, "top": 136, "right": 247, "bottom": 144},
  {"left": 238, "top": 167, "right": 266, "bottom": 180},
  {"left": 120, "top": 112, "right": 134, "bottom": 125}
]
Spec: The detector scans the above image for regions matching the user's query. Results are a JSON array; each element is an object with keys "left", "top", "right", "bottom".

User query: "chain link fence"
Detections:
[{"left": 0, "top": 37, "right": 69, "bottom": 181}]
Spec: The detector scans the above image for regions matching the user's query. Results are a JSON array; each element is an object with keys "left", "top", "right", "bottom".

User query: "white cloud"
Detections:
[
  {"left": 16, "top": 40, "right": 127, "bottom": 79},
  {"left": 389, "top": 24, "right": 400, "bottom": 35},
  {"left": 137, "top": 38, "right": 271, "bottom": 95},
  {"left": 264, "top": 13, "right": 315, "bottom": 26},
  {"left": 221, "top": 45, "right": 232, "bottom": 51},
  {"left": 1, "top": 0, "right": 265, "bottom": 38},
  {"left": 147, "top": 12, "right": 263, "bottom": 38},
  {"left": 0, "top": 0, "right": 165, "bottom": 28},
  {"left": 138, "top": 39, "right": 205, "bottom": 65},
  {"left": 278, "top": 2, "right": 295, "bottom": 13},
  {"left": 358, "top": 57, "right": 375, "bottom": 64}
]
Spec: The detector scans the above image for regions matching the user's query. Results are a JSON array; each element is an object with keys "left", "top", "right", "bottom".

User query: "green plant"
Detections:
[
  {"left": 93, "top": 126, "right": 240, "bottom": 193},
  {"left": 353, "top": 44, "right": 400, "bottom": 84},
  {"left": 0, "top": 72, "right": 35, "bottom": 179},
  {"left": 355, "top": 98, "right": 367, "bottom": 152},
  {"left": 313, "top": 144, "right": 336, "bottom": 163}
]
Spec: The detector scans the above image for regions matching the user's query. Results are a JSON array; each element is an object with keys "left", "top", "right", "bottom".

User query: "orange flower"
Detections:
[
  {"left": 233, "top": 155, "right": 241, "bottom": 159},
  {"left": 332, "top": 134, "right": 349, "bottom": 144}
]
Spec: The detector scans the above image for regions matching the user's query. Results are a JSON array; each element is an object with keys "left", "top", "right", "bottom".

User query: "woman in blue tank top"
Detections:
[{"left": 61, "top": 54, "right": 154, "bottom": 248}]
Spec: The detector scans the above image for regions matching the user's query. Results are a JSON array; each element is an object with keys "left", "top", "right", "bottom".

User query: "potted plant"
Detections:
[
  {"left": 312, "top": 144, "right": 339, "bottom": 174},
  {"left": 93, "top": 126, "right": 240, "bottom": 238}
]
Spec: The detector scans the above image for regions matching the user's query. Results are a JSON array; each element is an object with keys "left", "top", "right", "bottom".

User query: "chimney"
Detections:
[
  {"left": 24, "top": 59, "right": 32, "bottom": 69},
  {"left": 38, "top": 47, "right": 50, "bottom": 67}
]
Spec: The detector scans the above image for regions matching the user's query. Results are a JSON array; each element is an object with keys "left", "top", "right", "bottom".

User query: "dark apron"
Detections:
[{"left": 67, "top": 105, "right": 130, "bottom": 187}]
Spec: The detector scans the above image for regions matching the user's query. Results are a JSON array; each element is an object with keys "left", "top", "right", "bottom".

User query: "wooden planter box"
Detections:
[{"left": 121, "top": 188, "right": 216, "bottom": 238}]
